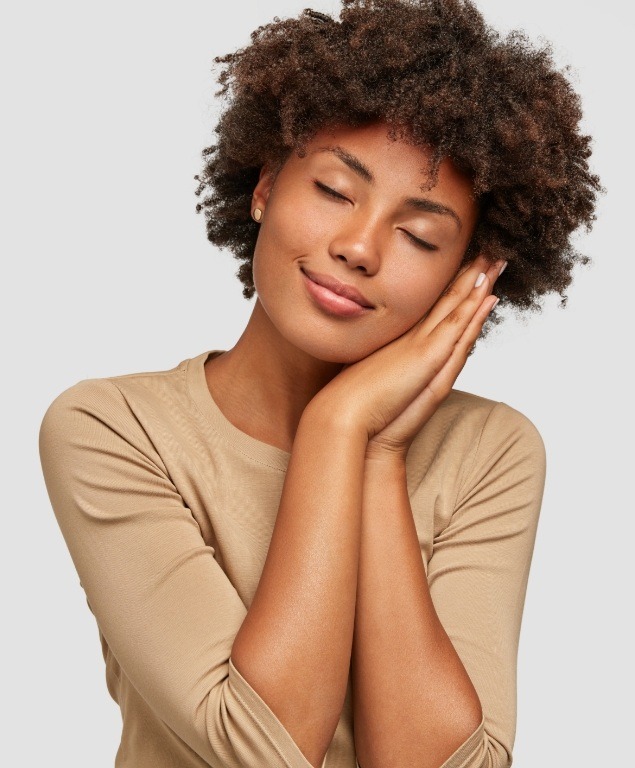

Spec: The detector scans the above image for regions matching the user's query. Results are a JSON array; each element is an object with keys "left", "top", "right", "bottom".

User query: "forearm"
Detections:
[
  {"left": 231, "top": 403, "right": 368, "bottom": 768},
  {"left": 351, "top": 458, "right": 483, "bottom": 768}
]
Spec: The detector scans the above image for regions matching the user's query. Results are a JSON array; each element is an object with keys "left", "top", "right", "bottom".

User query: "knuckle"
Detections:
[
  {"left": 426, "top": 382, "right": 451, "bottom": 405},
  {"left": 441, "top": 284, "right": 462, "bottom": 300},
  {"left": 420, "top": 350, "right": 444, "bottom": 379},
  {"left": 424, "top": 383, "right": 442, "bottom": 403},
  {"left": 445, "top": 307, "right": 464, "bottom": 326}
]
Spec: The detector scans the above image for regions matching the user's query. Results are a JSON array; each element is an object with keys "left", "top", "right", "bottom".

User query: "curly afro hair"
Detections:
[{"left": 194, "top": 0, "right": 603, "bottom": 337}]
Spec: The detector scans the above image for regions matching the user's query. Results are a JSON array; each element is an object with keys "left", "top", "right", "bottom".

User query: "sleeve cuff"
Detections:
[
  {"left": 228, "top": 657, "right": 319, "bottom": 768},
  {"left": 439, "top": 714, "right": 486, "bottom": 768}
]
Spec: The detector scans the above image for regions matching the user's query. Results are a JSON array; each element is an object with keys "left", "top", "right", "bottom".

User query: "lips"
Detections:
[{"left": 301, "top": 267, "right": 374, "bottom": 308}]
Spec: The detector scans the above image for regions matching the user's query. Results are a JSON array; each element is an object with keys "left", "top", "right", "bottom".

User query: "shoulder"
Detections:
[
  {"left": 443, "top": 387, "right": 545, "bottom": 454},
  {"left": 39, "top": 357, "right": 188, "bottom": 440},
  {"left": 38, "top": 378, "right": 138, "bottom": 477},
  {"left": 39, "top": 377, "right": 123, "bottom": 440},
  {"left": 414, "top": 387, "right": 546, "bottom": 487},
  {"left": 39, "top": 373, "right": 180, "bottom": 501},
  {"left": 406, "top": 387, "right": 546, "bottom": 504},
  {"left": 38, "top": 372, "right": 171, "bottom": 468},
  {"left": 442, "top": 389, "right": 547, "bottom": 500}
]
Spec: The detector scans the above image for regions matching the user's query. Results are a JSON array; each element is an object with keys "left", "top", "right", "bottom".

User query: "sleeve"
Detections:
[
  {"left": 427, "top": 401, "right": 547, "bottom": 768},
  {"left": 38, "top": 378, "right": 320, "bottom": 768}
]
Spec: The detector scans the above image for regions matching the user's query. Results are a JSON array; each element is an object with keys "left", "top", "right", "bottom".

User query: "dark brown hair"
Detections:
[{"left": 194, "top": 0, "right": 602, "bottom": 336}]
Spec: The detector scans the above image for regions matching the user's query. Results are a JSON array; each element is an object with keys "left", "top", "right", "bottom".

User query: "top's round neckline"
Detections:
[{"left": 186, "top": 349, "right": 292, "bottom": 472}]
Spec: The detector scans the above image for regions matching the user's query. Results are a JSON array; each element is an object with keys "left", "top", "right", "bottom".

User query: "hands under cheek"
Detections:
[{"left": 314, "top": 254, "right": 506, "bottom": 461}]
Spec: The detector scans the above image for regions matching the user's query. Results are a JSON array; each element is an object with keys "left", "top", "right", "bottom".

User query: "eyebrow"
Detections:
[{"left": 313, "top": 145, "right": 462, "bottom": 230}]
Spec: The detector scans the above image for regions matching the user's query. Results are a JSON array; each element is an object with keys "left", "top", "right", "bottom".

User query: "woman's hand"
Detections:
[{"left": 311, "top": 254, "right": 505, "bottom": 464}]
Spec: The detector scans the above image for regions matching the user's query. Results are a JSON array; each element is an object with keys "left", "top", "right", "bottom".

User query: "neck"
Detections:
[{"left": 204, "top": 299, "right": 345, "bottom": 452}]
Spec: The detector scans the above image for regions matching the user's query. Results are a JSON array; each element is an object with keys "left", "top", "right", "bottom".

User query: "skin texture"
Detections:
[
  {"left": 195, "top": 0, "right": 602, "bottom": 329},
  {"left": 205, "top": 121, "right": 483, "bottom": 453},
  {"left": 191, "top": 3, "right": 601, "bottom": 763},
  {"left": 212, "top": 120, "right": 506, "bottom": 766}
]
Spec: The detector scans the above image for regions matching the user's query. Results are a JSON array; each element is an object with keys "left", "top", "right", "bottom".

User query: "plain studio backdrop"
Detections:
[{"left": 2, "top": 1, "right": 631, "bottom": 765}]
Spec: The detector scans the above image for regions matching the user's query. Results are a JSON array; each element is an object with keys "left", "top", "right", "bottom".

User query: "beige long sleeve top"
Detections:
[{"left": 38, "top": 349, "right": 546, "bottom": 768}]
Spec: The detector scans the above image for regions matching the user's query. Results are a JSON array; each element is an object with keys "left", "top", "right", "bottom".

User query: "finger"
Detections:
[
  {"left": 421, "top": 254, "right": 499, "bottom": 330},
  {"left": 424, "top": 292, "right": 499, "bottom": 400},
  {"left": 412, "top": 273, "right": 498, "bottom": 389},
  {"left": 386, "top": 291, "right": 498, "bottom": 430},
  {"left": 418, "top": 254, "right": 504, "bottom": 334}
]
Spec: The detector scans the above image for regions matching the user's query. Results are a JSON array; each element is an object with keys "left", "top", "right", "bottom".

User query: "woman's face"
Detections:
[{"left": 251, "top": 120, "right": 479, "bottom": 364}]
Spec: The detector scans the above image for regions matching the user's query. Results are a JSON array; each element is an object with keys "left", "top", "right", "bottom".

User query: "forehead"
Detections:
[
  {"left": 305, "top": 120, "right": 431, "bottom": 166},
  {"left": 309, "top": 121, "right": 466, "bottom": 174},
  {"left": 297, "top": 121, "right": 477, "bottom": 214}
]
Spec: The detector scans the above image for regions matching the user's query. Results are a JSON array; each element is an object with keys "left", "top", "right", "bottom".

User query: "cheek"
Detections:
[
  {"left": 251, "top": 211, "right": 319, "bottom": 307},
  {"left": 386, "top": 267, "right": 449, "bottom": 326},
  {"left": 253, "top": 194, "right": 333, "bottom": 295},
  {"left": 267, "top": 187, "right": 328, "bottom": 253},
  {"left": 404, "top": 284, "right": 442, "bottom": 318}
]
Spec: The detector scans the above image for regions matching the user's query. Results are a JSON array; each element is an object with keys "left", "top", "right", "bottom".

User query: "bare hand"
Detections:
[{"left": 311, "top": 254, "right": 505, "bottom": 462}]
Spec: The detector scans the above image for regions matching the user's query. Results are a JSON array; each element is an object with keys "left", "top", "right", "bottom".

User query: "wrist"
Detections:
[
  {"left": 364, "top": 450, "right": 408, "bottom": 478},
  {"left": 301, "top": 396, "right": 369, "bottom": 449},
  {"left": 362, "top": 455, "right": 410, "bottom": 519}
]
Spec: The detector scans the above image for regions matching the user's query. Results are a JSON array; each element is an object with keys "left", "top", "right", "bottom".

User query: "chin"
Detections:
[
  {"left": 257, "top": 283, "right": 401, "bottom": 365},
  {"left": 279, "top": 323, "right": 388, "bottom": 365}
]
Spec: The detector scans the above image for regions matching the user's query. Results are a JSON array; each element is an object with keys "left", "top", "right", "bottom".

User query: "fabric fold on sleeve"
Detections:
[
  {"left": 220, "top": 657, "right": 326, "bottom": 768},
  {"left": 38, "top": 378, "right": 318, "bottom": 768},
  {"left": 426, "top": 401, "right": 547, "bottom": 768}
]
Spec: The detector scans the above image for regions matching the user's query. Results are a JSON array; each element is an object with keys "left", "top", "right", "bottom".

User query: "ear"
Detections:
[{"left": 252, "top": 162, "right": 277, "bottom": 214}]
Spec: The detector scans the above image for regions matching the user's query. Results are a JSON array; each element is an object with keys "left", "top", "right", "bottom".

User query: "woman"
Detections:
[{"left": 38, "top": 1, "right": 600, "bottom": 767}]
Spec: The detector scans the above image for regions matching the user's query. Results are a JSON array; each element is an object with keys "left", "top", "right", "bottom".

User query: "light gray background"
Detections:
[{"left": 3, "top": 1, "right": 631, "bottom": 765}]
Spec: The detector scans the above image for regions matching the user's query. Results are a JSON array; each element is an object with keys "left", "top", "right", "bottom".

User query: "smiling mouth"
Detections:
[
  {"left": 300, "top": 268, "right": 374, "bottom": 317},
  {"left": 300, "top": 267, "right": 374, "bottom": 309}
]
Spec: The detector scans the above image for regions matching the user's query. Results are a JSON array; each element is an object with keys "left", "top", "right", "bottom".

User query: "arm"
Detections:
[
  {"left": 351, "top": 402, "right": 547, "bottom": 768},
  {"left": 39, "top": 378, "right": 367, "bottom": 768},
  {"left": 351, "top": 460, "right": 482, "bottom": 768},
  {"left": 230, "top": 395, "right": 368, "bottom": 767}
]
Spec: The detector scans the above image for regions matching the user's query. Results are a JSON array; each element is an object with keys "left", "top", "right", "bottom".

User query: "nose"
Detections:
[{"left": 327, "top": 212, "right": 381, "bottom": 274}]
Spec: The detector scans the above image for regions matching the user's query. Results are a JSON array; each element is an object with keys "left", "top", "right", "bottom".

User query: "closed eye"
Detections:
[
  {"left": 401, "top": 230, "right": 438, "bottom": 252},
  {"left": 314, "top": 180, "right": 349, "bottom": 202},
  {"left": 315, "top": 180, "right": 438, "bottom": 252}
]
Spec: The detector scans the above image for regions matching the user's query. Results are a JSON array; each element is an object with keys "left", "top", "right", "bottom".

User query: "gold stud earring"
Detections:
[{"left": 253, "top": 208, "right": 262, "bottom": 222}]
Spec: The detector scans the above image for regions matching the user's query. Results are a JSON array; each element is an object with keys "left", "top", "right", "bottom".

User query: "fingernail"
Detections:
[
  {"left": 489, "top": 297, "right": 500, "bottom": 312},
  {"left": 474, "top": 272, "right": 486, "bottom": 288},
  {"left": 498, "top": 260, "right": 508, "bottom": 276}
]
